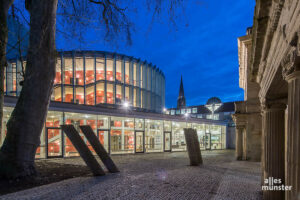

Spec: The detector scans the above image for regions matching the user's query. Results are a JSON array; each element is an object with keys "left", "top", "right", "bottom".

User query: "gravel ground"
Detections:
[{"left": 0, "top": 150, "right": 262, "bottom": 200}]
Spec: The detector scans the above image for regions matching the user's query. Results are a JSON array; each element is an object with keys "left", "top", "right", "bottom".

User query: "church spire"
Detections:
[{"left": 177, "top": 75, "right": 186, "bottom": 109}]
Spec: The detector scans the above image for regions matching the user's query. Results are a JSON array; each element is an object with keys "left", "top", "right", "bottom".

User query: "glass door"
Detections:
[
  {"left": 135, "top": 131, "right": 144, "bottom": 153},
  {"left": 47, "top": 128, "right": 63, "bottom": 158},
  {"left": 164, "top": 132, "right": 171, "bottom": 152},
  {"left": 205, "top": 133, "right": 211, "bottom": 150},
  {"left": 97, "top": 129, "right": 110, "bottom": 153}
]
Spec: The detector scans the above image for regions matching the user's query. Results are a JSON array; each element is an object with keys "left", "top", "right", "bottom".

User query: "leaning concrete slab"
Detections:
[
  {"left": 79, "top": 125, "right": 119, "bottom": 173},
  {"left": 184, "top": 128, "right": 203, "bottom": 166},
  {"left": 61, "top": 125, "right": 105, "bottom": 176}
]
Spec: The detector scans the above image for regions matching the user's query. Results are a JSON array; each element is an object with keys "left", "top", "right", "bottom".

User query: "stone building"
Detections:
[{"left": 236, "top": 0, "right": 300, "bottom": 199}]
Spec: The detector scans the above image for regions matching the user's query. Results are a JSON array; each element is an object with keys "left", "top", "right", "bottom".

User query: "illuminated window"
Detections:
[
  {"left": 116, "top": 60, "right": 122, "bottom": 82},
  {"left": 54, "top": 59, "right": 62, "bottom": 84},
  {"left": 64, "top": 58, "right": 73, "bottom": 85},
  {"left": 133, "top": 88, "right": 137, "bottom": 107},
  {"left": 85, "top": 57, "right": 94, "bottom": 84},
  {"left": 75, "top": 58, "right": 84, "bottom": 86},
  {"left": 133, "top": 63, "right": 137, "bottom": 86},
  {"left": 96, "top": 58, "right": 105, "bottom": 81},
  {"left": 125, "top": 61, "right": 130, "bottom": 84},
  {"left": 107, "top": 83, "right": 114, "bottom": 104},
  {"left": 106, "top": 59, "right": 114, "bottom": 81},
  {"left": 63, "top": 86, "right": 73, "bottom": 103},
  {"left": 75, "top": 87, "right": 84, "bottom": 104},
  {"left": 116, "top": 84, "right": 122, "bottom": 104},
  {"left": 145, "top": 120, "right": 163, "bottom": 152},
  {"left": 125, "top": 86, "right": 130, "bottom": 102},
  {"left": 96, "top": 82, "right": 104, "bottom": 104},
  {"left": 51, "top": 86, "right": 62, "bottom": 102},
  {"left": 192, "top": 108, "right": 197, "bottom": 113},
  {"left": 85, "top": 85, "right": 95, "bottom": 105}
]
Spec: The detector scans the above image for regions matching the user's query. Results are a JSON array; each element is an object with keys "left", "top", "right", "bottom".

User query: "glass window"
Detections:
[
  {"left": 106, "top": 59, "right": 114, "bottom": 81},
  {"left": 145, "top": 120, "right": 163, "bottom": 152},
  {"left": 176, "top": 110, "right": 180, "bottom": 115},
  {"left": 45, "top": 111, "right": 63, "bottom": 158},
  {"left": 135, "top": 118, "right": 144, "bottom": 130},
  {"left": 12, "top": 63, "right": 16, "bottom": 94},
  {"left": 164, "top": 121, "right": 171, "bottom": 132},
  {"left": 64, "top": 113, "right": 97, "bottom": 157},
  {"left": 85, "top": 57, "right": 94, "bottom": 84},
  {"left": 193, "top": 123, "right": 205, "bottom": 149},
  {"left": 96, "top": 57, "right": 105, "bottom": 81},
  {"left": 147, "top": 67, "right": 151, "bottom": 91},
  {"left": 141, "top": 90, "right": 144, "bottom": 108},
  {"left": 54, "top": 59, "right": 62, "bottom": 84},
  {"left": 133, "top": 88, "right": 137, "bottom": 107},
  {"left": 75, "top": 57, "right": 84, "bottom": 85},
  {"left": 107, "top": 83, "right": 114, "bottom": 104},
  {"left": 63, "top": 86, "right": 73, "bottom": 103},
  {"left": 140, "top": 64, "right": 144, "bottom": 88},
  {"left": 75, "top": 87, "right": 84, "bottom": 104},
  {"left": 210, "top": 125, "right": 223, "bottom": 150},
  {"left": 171, "top": 122, "right": 186, "bottom": 151},
  {"left": 110, "top": 117, "right": 134, "bottom": 154},
  {"left": 187, "top": 109, "right": 191, "bottom": 114},
  {"left": 213, "top": 114, "right": 219, "bottom": 120},
  {"left": 97, "top": 115, "right": 110, "bottom": 129},
  {"left": 171, "top": 110, "right": 175, "bottom": 115},
  {"left": 96, "top": 82, "right": 105, "bottom": 104},
  {"left": 192, "top": 108, "right": 198, "bottom": 113},
  {"left": 125, "top": 86, "right": 130, "bottom": 102},
  {"left": 51, "top": 86, "right": 62, "bottom": 102},
  {"left": 116, "top": 84, "right": 122, "bottom": 104},
  {"left": 85, "top": 85, "right": 95, "bottom": 105},
  {"left": 64, "top": 58, "right": 73, "bottom": 85},
  {"left": 133, "top": 63, "right": 137, "bottom": 86},
  {"left": 124, "top": 118, "right": 134, "bottom": 128},
  {"left": 116, "top": 60, "right": 122, "bottom": 82},
  {"left": 125, "top": 61, "right": 130, "bottom": 84},
  {"left": 6, "top": 63, "right": 14, "bottom": 96},
  {"left": 181, "top": 109, "right": 186, "bottom": 114}
]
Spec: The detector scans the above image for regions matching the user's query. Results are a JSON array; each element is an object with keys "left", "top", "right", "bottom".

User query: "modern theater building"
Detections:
[{"left": 1, "top": 51, "right": 227, "bottom": 159}]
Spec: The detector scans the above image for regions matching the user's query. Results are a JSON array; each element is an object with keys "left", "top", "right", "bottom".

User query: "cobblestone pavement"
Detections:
[{"left": 1, "top": 150, "right": 262, "bottom": 200}]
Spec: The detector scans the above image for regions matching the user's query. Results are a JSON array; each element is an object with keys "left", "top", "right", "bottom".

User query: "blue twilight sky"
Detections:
[{"left": 55, "top": 0, "right": 255, "bottom": 108}]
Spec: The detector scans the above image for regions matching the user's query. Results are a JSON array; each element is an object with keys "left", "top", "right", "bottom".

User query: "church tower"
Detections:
[{"left": 177, "top": 75, "right": 186, "bottom": 109}]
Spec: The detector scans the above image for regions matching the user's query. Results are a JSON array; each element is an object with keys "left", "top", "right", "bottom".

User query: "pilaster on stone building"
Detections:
[{"left": 282, "top": 48, "right": 300, "bottom": 200}]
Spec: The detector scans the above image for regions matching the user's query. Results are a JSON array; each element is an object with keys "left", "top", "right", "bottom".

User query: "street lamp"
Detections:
[{"left": 123, "top": 101, "right": 129, "bottom": 109}]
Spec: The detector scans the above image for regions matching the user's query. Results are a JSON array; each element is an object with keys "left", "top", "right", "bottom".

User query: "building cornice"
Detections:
[{"left": 250, "top": 0, "right": 275, "bottom": 82}]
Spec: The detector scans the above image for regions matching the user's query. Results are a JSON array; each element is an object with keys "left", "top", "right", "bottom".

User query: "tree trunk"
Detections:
[
  {"left": 0, "top": 0, "right": 14, "bottom": 151},
  {"left": 0, "top": 0, "right": 58, "bottom": 178}
]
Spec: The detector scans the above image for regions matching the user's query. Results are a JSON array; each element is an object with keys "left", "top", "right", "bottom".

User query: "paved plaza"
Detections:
[{"left": 1, "top": 150, "right": 262, "bottom": 200}]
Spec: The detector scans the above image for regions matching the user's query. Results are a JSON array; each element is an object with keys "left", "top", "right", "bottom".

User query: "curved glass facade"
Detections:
[{"left": 4, "top": 51, "right": 166, "bottom": 112}]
